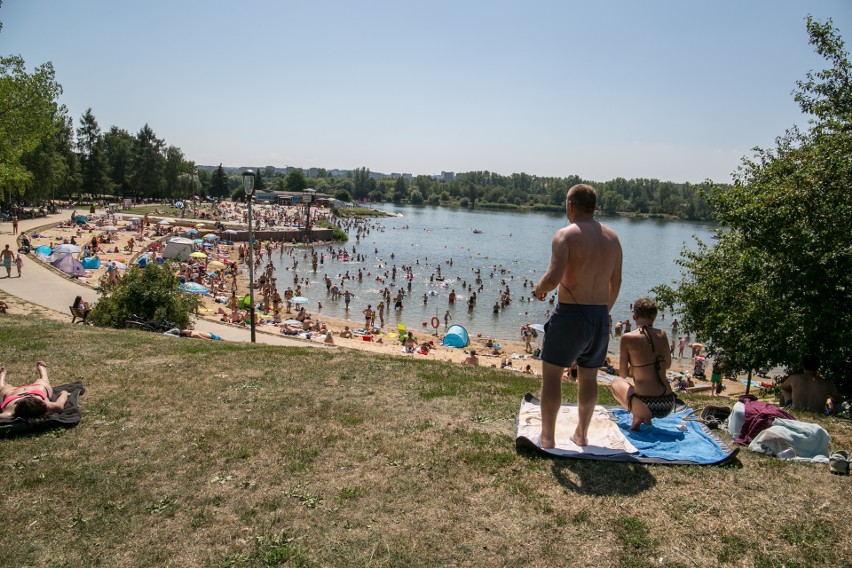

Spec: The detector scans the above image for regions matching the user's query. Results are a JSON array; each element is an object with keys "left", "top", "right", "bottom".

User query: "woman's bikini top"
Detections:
[
  {"left": 631, "top": 325, "right": 670, "bottom": 396},
  {"left": 1, "top": 387, "right": 47, "bottom": 411}
]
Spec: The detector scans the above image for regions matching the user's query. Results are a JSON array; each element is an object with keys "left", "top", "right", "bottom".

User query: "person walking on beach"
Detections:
[
  {"left": 14, "top": 254, "right": 23, "bottom": 277},
  {"left": 533, "top": 184, "right": 622, "bottom": 448},
  {"left": 11, "top": 216, "right": 18, "bottom": 235},
  {"left": 1, "top": 245, "right": 14, "bottom": 278}
]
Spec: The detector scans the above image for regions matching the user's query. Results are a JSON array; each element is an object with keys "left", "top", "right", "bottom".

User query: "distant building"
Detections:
[
  {"left": 306, "top": 168, "right": 319, "bottom": 178},
  {"left": 441, "top": 171, "right": 455, "bottom": 182}
]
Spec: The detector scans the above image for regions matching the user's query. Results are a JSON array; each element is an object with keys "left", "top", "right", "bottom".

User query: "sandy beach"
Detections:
[{"left": 13, "top": 204, "right": 759, "bottom": 396}]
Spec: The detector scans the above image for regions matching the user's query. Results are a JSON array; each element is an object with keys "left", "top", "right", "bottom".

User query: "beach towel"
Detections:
[
  {"left": 747, "top": 418, "right": 830, "bottom": 462},
  {"left": 0, "top": 382, "right": 85, "bottom": 437},
  {"left": 516, "top": 393, "right": 738, "bottom": 465}
]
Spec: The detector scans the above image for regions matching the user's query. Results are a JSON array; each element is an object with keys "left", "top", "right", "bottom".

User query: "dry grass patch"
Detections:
[{"left": 0, "top": 315, "right": 850, "bottom": 567}]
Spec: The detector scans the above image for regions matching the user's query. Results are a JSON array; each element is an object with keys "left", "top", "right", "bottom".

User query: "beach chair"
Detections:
[{"left": 397, "top": 323, "right": 408, "bottom": 342}]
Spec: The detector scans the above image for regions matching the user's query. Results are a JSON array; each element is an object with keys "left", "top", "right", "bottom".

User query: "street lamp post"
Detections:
[
  {"left": 242, "top": 170, "right": 257, "bottom": 343},
  {"left": 303, "top": 194, "right": 313, "bottom": 241}
]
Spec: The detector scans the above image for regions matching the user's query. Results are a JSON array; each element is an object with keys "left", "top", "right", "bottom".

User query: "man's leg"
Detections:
[
  {"left": 540, "top": 361, "right": 564, "bottom": 448},
  {"left": 572, "top": 366, "right": 599, "bottom": 446}
]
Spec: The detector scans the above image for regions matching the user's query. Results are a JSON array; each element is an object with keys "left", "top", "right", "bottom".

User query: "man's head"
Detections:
[
  {"left": 802, "top": 354, "right": 820, "bottom": 372},
  {"left": 13, "top": 396, "right": 48, "bottom": 419},
  {"left": 632, "top": 297, "right": 658, "bottom": 321},
  {"left": 566, "top": 184, "right": 597, "bottom": 216}
]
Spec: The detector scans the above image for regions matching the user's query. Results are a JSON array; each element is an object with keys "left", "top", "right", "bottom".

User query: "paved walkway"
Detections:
[{"left": 0, "top": 210, "right": 314, "bottom": 348}]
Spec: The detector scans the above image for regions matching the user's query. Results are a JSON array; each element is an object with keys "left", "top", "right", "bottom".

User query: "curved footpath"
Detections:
[{"left": 0, "top": 210, "right": 311, "bottom": 348}]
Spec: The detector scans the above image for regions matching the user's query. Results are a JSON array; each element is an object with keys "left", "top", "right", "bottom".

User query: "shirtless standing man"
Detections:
[
  {"left": 779, "top": 355, "right": 843, "bottom": 414},
  {"left": 533, "top": 185, "right": 622, "bottom": 448}
]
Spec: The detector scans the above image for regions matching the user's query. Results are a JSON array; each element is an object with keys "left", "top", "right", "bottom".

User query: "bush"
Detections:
[
  {"left": 333, "top": 190, "right": 352, "bottom": 202},
  {"left": 88, "top": 263, "right": 196, "bottom": 329},
  {"left": 331, "top": 225, "right": 348, "bottom": 242}
]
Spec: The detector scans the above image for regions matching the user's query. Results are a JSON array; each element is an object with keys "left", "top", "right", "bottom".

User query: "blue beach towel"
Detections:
[{"left": 611, "top": 408, "right": 731, "bottom": 464}]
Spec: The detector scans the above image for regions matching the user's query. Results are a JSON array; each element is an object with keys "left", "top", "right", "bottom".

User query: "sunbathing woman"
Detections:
[
  {"left": 610, "top": 298, "right": 675, "bottom": 430},
  {"left": 0, "top": 362, "right": 69, "bottom": 420}
]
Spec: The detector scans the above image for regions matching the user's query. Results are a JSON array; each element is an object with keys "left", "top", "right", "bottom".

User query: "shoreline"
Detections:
[{"left": 21, "top": 207, "right": 736, "bottom": 385}]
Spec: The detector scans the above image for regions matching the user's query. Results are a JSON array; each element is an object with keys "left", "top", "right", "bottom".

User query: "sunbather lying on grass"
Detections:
[{"left": 0, "top": 362, "right": 69, "bottom": 420}]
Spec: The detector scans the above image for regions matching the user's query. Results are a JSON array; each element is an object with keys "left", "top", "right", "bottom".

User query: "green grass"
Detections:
[{"left": 1, "top": 314, "right": 851, "bottom": 567}]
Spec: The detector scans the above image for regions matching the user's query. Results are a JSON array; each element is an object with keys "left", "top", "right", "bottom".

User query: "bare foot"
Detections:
[
  {"left": 36, "top": 361, "right": 48, "bottom": 380},
  {"left": 0, "top": 367, "right": 6, "bottom": 386},
  {"left": 571, "top": 431, "right": 588, "bottom": 446},
  {"left": 540, "top": 436, "right": 556, "bottom": 449}
]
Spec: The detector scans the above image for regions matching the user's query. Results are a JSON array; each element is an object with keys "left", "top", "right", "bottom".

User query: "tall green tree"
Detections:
[
  {"left": 103, "top": 127, "right": 134, "bottom": 198},
  {"left": 655, "top": 17, "right": 852, "bottom": 394},
  {"left": 210, "top": 164, "right": 228, "bottom": 198},
  {"left": 20, "top": 111, "right": 70, "bottom": 201},
  {"left": 393, "top": 176, "right": 407, "bottom": 203},
  {"left": 163, "top": 145, "right": 186, "bottom": 198},
  {"left": 0, "top": 54, "right": 63, "bottom": 200},
  {"left": 129, "top": 124, "right": 164, "bottom": 199},
  {"left": 285, "top": 168, "right": 307, "bottom": 193},
  {"left": 76, "top": 108, "right": 111, "bottom": 198}
]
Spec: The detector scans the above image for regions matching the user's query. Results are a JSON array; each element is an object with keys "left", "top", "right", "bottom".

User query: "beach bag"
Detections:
[{"left": 700, "top": 405, "right": 731, "bottom": 430}]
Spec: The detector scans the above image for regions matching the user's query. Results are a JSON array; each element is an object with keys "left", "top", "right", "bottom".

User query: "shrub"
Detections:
[{"left": 88, "top": 263, "right": 196, "bottom": 329}]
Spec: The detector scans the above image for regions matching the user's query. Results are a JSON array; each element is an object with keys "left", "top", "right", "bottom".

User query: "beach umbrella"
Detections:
[
  {"left": 195, "top": 223, "right": 207, "bottom": 229},
  {"left": 52, "top": 255, "right": 87, "bottom": 277},
  {"left": 109, "top": 261, "right": 128, "bottom": 270},
  {"left": 282, "top": 319, "right": 302, "bottom": 326},
  {"left": 36, "top": 245, "right": 53, "bottom": 256},
  {"left": 157, "top": 220, "right": 171, "bottom": 226},
  {"left": 54, "top": 244, "right": 81, "bottom": 254},
  {"left": 178, "top": 282, "right": 210, "bottom": 295},
  {"left": 193, "top": 238, "right": 204, "bottom": 244},
  {"left": 529, "top": 323, "right": 545, "bottom": 333},
  {"left": 207, "top": 260, "right": 226, "bottom": 270},
  {"left": 74, "top": 215, "right": 88, "bottom": 224},
  {"left": 184, "top": 229, "right": 199, "bottom": 236},
  {"left": 203, "top": 234, "right": 219, "bottom": 241},
  {"left": 290, "top": 296, "right": 310, "bottom": 305},
  {"left": 190, "top": 252, "right": 207, "bottom": 259},
  {"left": 101, "top": 225, "right": 119, "bottom": 232},
  {"left": 223, "top": 229, "right": 238, "bottom": 235}
]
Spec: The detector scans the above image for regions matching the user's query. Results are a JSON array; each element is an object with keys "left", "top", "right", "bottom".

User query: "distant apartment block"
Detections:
[
  {"left": 441, "top": 171, "right": 455, "bottom": 182},
  {"left": 306, "top": 168, "right": 319, "bottom": 178}
]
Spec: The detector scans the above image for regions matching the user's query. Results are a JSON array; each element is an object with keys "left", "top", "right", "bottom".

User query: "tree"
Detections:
[
  {"left": 285, "top": 168, "right": 307, "bottom": 193},
  {"left": 210, "top": 164, "right": 228, "bottom": 198},
  {"left": 163, "top": 145, "right": 185, "bottom": 198},
  {"left": 20, "top": 111, "right": 72, "bottom": 202},
  {"left": 129, "top": 124, "right": 164, "bottom": 199},
  {"left": 255, "top": 169, "right": 265, "bottom": 191},
  {"left": 88, "top": 263, "right": 197, "bottom": 330},
  {"left": 655, "top": 17, "right": 852, "bottom": 394},
  {"left": 0, "top": 54, "right": 63, "bottom": 200},
  {"left": 103, "top": 127, "right": 134, "bottom": 198},
  {"left": 76, "top": 108, "right": 111, "bottom": 198},
  {"left": 393, "top": 176, "right": 407, "bottom": 203},
  {"left": 333, "top": 189, "right": 352, "bottom": 202}
]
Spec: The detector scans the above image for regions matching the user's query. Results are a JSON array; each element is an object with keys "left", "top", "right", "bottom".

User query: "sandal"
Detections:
[{"left": 829, "top": 450, "right": 849, "bottom": 475}]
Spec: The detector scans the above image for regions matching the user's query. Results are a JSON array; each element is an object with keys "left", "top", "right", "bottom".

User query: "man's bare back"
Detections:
[
  {"left": 534, "top": 184, "right": 622, "bottom": 448},
  {"left": 780, "top": 372, "right": 842, "bottom": 414}
]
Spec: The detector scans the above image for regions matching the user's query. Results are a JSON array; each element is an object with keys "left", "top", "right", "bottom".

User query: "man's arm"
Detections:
[
  {"left": 608, "top": 238, "right": 623, "bottom": 312},
  {"left": 535, "top": 230, "right": 569, "bottom": 300}
]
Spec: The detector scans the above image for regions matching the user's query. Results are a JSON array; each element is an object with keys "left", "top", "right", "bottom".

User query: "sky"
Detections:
[{"left": 3, "top": 0, "right": 851, "bottom": 183}]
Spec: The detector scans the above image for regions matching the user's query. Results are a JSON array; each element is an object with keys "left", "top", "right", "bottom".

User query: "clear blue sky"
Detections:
[{"left": 3, "top": 0, "right": 850, "bottom": 183}]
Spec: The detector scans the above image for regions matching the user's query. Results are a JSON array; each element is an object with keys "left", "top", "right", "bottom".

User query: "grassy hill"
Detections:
[{"left": 1, "top": 315, "right": 849, "bottom": 567}]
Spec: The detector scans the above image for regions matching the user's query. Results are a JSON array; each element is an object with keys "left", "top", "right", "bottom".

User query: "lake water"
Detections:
[{"left": 271, "top": 204, "right": 715, "bottom": 342}]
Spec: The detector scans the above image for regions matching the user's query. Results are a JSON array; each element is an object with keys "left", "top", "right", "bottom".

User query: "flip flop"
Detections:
[{"left": 829, "top": 450, "right": 849, "bottom": 475}]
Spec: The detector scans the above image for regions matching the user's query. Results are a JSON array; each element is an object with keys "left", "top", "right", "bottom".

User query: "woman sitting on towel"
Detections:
[
  {"left": 611, "top": 298, "right": 675, "bottom": 430},
  {"left": 0, "top": 362, "right": 69, "bottom": 420}
]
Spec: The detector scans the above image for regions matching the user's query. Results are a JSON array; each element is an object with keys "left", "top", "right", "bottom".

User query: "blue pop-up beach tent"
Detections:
[{"left": 442, "top": 325, "right": 470, "bottom": 348}]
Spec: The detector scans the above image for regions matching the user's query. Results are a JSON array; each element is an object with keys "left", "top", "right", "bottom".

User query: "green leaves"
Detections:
[{"left": 661, "top": 17, "right": 852, "bottom": 393}]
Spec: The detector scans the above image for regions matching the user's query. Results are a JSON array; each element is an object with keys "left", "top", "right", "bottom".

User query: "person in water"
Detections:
[
  {"left": 0, "top": 362, "right": 69, "bottom": 420},
  {"left": 610, "top": 297, "right": 676, "bottom": 430}
]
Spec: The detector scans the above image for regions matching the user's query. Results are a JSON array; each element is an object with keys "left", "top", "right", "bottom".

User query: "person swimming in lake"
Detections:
[{"left": 0, "top": 362, "right": 69, "bottom": 420}]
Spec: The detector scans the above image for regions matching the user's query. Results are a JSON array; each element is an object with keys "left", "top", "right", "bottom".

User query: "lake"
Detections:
[{"left": 270, "top": 203, "right": 715, "bottom": 343}]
